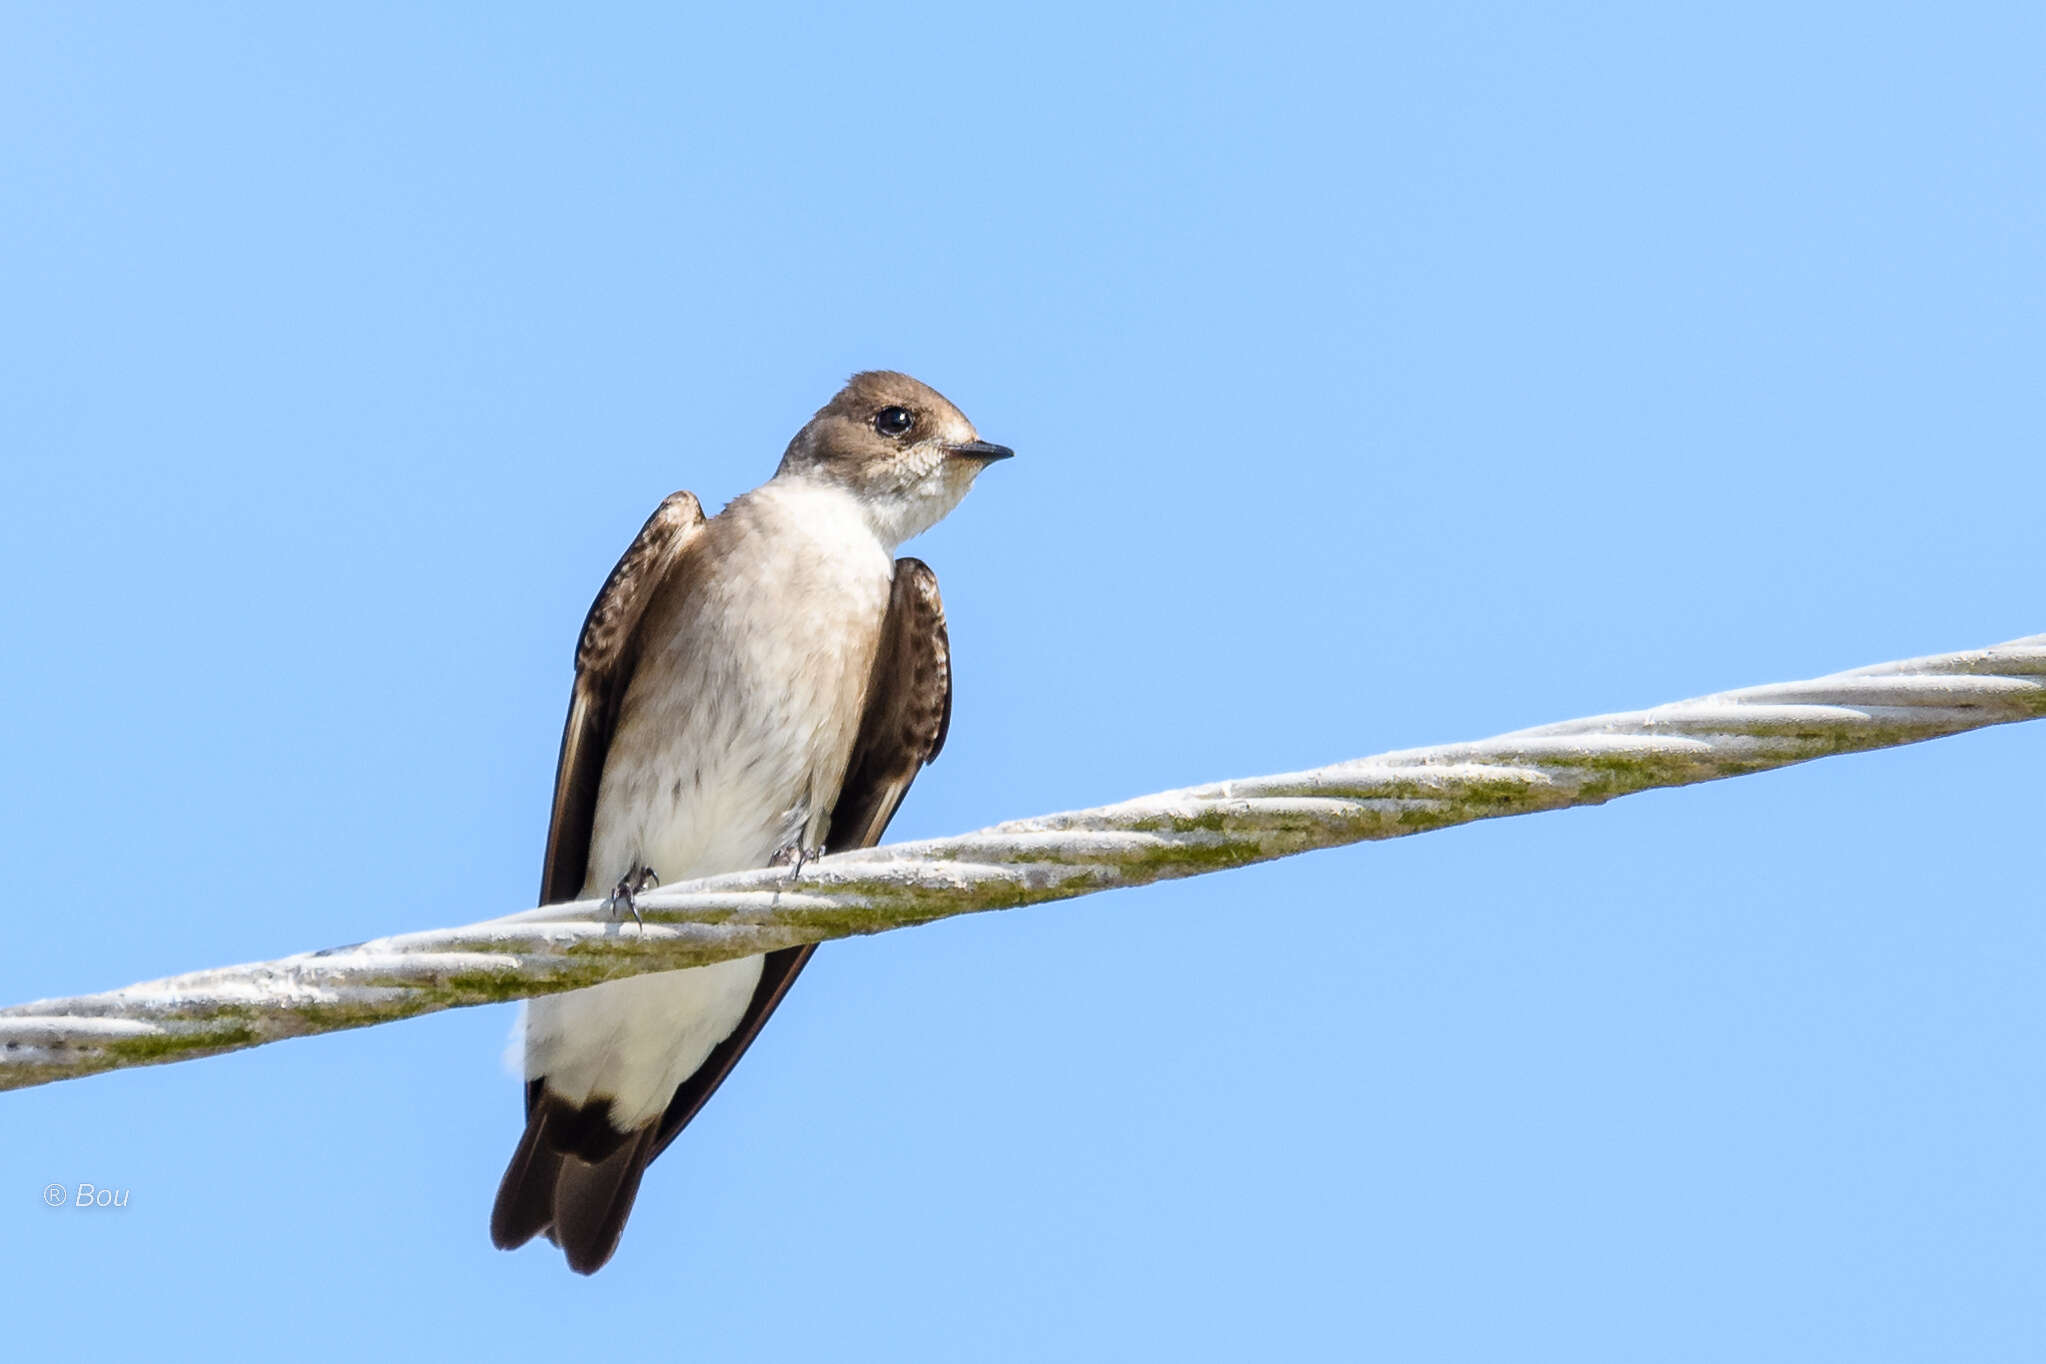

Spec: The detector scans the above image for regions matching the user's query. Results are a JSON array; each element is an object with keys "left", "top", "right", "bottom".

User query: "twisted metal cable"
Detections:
[{"left": 4, "top": 633, "right": 2040, "bottom": 1092}]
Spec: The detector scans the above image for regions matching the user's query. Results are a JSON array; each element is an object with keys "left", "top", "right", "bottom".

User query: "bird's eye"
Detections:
[{"left": 874, "top": 406, "right": 916, "bottom": 438}]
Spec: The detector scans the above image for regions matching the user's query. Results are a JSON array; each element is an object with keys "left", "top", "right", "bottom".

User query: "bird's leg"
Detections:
[{"left": 602, "top": 864, "right": 660, "bottom": 929}]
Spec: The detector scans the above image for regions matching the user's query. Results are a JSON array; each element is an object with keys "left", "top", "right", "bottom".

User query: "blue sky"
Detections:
[{"left": 3, "top": 3, "right": 2041, "bottom": 1359}]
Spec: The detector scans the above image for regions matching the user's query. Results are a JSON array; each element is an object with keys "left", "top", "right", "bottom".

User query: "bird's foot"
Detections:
[
  {"left": 769, "top": 841, "right": 821, "bottom": 888},
  {"left": 602, "top": 865, "right": 660, "bottom": 928}
]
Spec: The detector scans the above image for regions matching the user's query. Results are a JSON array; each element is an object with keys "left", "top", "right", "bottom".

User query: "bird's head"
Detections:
[{"left": 776, "top": 371, "right": 1013, "bottom": 548}]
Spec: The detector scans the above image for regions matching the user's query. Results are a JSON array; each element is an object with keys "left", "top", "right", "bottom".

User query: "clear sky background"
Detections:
[{"left": 3, "top": 4, "right": 2041, "bottom": 1360}]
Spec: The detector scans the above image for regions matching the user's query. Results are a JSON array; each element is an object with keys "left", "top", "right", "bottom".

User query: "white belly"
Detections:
[{"left": 522, "top": 479, "right": 895, "bottom": 1130}]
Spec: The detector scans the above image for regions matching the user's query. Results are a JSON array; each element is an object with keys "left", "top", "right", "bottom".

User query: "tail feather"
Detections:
[
  {"left": 490, "top": 1092, "right": 659, "bottom": 1275},
  {"left": 489, "top": 1104, "right": 565, "bottom": 1252},
  {"left": 552, "top": 1126, "right": 659, "bottom": 1275}
]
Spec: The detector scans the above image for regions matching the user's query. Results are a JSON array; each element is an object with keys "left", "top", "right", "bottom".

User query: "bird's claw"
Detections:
[
  {"left": 769, "top": 842, "right": 820, "bottom": 888},
  {"left": 603, "top": 865, "right": 660, "bottom": 928}
]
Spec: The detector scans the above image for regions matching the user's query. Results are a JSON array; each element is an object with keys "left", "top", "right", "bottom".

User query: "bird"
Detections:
[{"left": 489, "top": 371, "right": 1012, "bottom": 1274}]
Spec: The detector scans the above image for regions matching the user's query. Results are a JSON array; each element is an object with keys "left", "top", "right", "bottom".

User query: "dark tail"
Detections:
[{"left": 491, "top": 1092, "right": 658, "bottom": 1276}]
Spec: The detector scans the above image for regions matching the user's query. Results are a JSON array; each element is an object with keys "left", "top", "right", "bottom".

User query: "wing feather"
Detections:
[{"left": 539, "top": 491, "right": 707, "bottom": 908}]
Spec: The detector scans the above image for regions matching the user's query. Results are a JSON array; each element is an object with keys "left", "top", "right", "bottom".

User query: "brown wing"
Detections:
[
  {"left": 539, "top": 491, "right": 707, "bottom": 908},
  {"left": 495, "top": 492, "right": 707, "bottom": 1265},
  {"left": 828, "top": 558, "right": 954, "bottom": 851},
  {"left": 647, "top": 556, "right": 953, "bottom": 1160}
]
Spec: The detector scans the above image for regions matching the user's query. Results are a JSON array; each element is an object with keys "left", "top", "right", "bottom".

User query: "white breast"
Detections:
[{"left": 522, "top": 477, "right": 897, "bottom": 1126}]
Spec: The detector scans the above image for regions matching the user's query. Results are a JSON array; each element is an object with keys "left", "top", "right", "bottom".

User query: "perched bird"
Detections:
[{"left": 489, "top": 371, "right": 1011, "bottom": 1273}]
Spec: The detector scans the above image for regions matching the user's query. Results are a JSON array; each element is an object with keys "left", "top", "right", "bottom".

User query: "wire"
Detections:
[{"left": 4, "top": 633, "right": 2039, "bottom": 1093}]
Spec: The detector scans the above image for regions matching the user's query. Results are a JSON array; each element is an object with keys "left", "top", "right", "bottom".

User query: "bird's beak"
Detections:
[{"left": 943, "top": 440, "right": 1015, "bottom": 463}]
